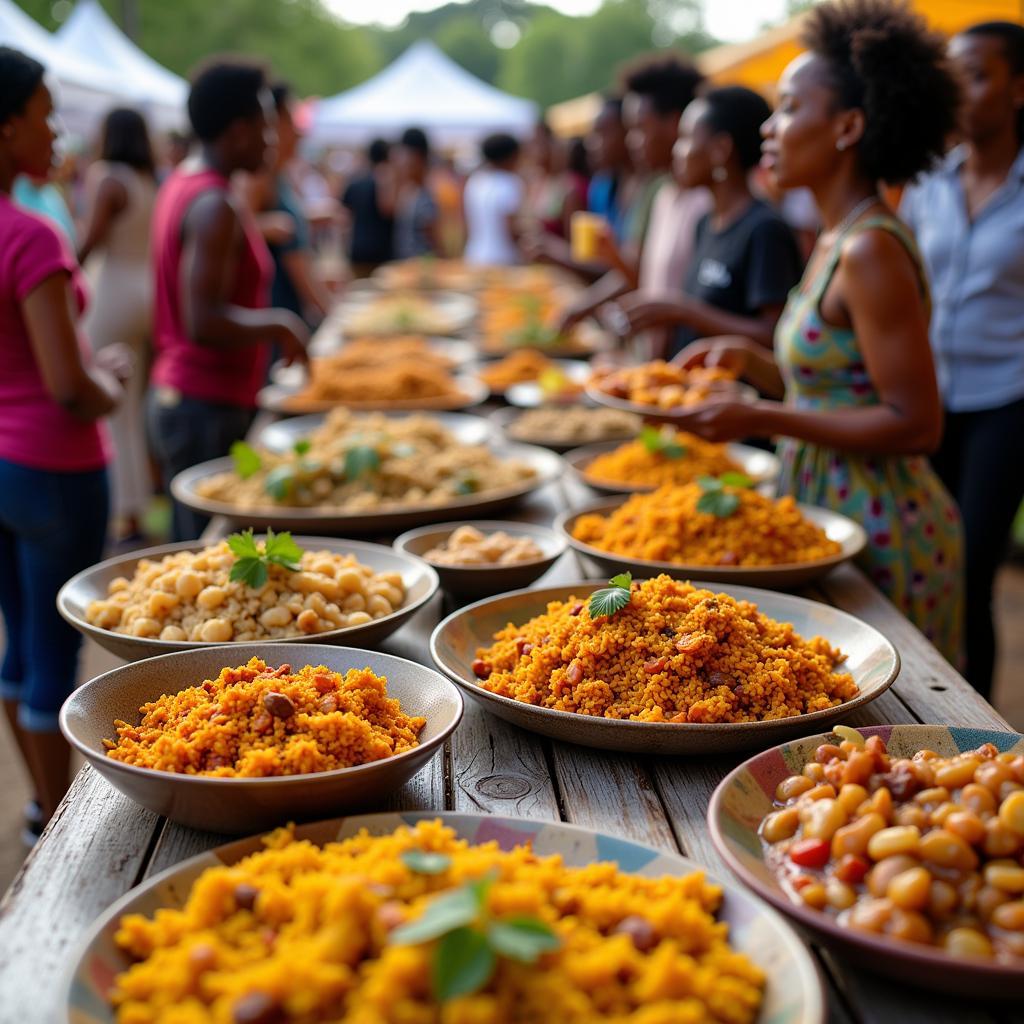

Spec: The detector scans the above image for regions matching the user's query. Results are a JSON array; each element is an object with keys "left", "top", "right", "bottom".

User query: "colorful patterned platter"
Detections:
[
  {"left": 708, "top": 724, "right": 1024, "bottom": 997},
  {"left": 65, "top": 812, "right": 825, "bottom": 1024},
  {"left": 429, "top": 581, "right": 899, "bottom": 755}
]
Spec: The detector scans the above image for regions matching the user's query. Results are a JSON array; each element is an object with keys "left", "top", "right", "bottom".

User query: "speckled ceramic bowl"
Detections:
[
  {"left": 429, "top": 580, "right": 899, "bottom": 755},
  {"left": 58, "top": 537, "right": 439, "bottom": 662},
  {"left": 556, "top": 496, "right": 867, "bottom": 589},
  {"left": 393, "top": 520, "right": 567, "bottom": 600},
  {"left": 708, "top": 724, "right": 1024, "bottom": 997},
  {"left": 59, "top": 644, "right": 463, "bottom": 833},
  {"left": 65, "top": 812, "right": 825, "bottom": 1024}
]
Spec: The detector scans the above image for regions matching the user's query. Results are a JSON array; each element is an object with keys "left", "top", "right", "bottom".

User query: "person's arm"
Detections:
[
  {"left": 76, "top": 173, "right": 127, "bottom": 265},
  {"left": 181, "top": 191, "right": 308, "bottom": 363},
  {"left": 281, "top": 248, "right": 331, "bottom": 320},
  {"left": 618, "top": 292, "right": 784, "bottom": 349},
  {"left": 665, "top": 230, "right": 942, "bottom": 455},
  {"left": 22, "top": 273, "right": 122, "bottom": 420},
  {"left": 239, "top": 171, "right": 296, "bottom": 247},
  {"left": 674, "top": 335, "right": 785, "bottom": 398}
]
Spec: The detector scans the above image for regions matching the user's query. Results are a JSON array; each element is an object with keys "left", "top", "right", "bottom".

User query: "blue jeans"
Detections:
[
  {"left": 0, "top": 459, "right": 109, "bottom": 732},
  {"left": 146, "top": 389, "right": 255, "bottom": 541}
]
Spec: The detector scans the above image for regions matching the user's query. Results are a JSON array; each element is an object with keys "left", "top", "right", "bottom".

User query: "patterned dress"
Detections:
[{"left": 774, "top": 215, "right": 964, "bottom": 666}]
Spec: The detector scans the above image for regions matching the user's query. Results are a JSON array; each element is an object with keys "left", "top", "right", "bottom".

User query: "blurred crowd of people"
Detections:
[{"left": 1, "top": 0, "right": 1023, "bottom": 837}]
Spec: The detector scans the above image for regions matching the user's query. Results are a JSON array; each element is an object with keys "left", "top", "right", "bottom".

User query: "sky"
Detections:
[{"left": 323, "top": 0, "right": 790, "bottom": 43}]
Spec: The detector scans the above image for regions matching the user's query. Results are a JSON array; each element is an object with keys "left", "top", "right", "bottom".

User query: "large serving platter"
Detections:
[
  {"left": 58, "top": 537, "right": 439, "bottom": 662},
  {"left": 65, "top": 811, "right": 825, "bottom": 1023},
  {"left": 429, "top": 580, "right": 899, "bottom": 755},
  {"left": 556, "top": 496, "right": 867, "bottom": 588},
  {"left": 59, "top": 646, "right": 462, "bottom": 832},
  {"left": 171, "top": 443, "right": 565, "bottom": 534}
]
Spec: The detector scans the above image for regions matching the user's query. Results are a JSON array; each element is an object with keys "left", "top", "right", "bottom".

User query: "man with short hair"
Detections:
[
  {"left": 148, "top": 58, "right": 308, "bottom": 541},
  {"left": 341, "top": 137, "right": 395, "bottom": 276}
]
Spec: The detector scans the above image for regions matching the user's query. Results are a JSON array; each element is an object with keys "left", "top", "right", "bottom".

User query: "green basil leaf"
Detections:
[
  {"left": 609, "top": 571, "right": 633, "bottom": 590},
  {"left": 696, "top": 490, "right": 740, "bottom": 518},
  {"left": 661, "top": 441, "right": 687, "bottom": 460},
  {"left": 390, "top": 885, "right": 480, "bottom": 946},
  {"left": 639, "top": 425, "right": 663, "bottom": 453},
  {"left": 263, "top": 529, "right": 304, "bottom": 572},
  {"left": 293, "top": 439, "right": 311, "bottom": 456},
  {"left": 264, "top": 466, "right": 295, "bottom": 502},
  {"left": 401, "top": 850, "right": 452, "bottom": 875},
  {"left": 486, "top": 917, "right": 561, "bottom": 963},
  {"left": 696, "top": 475, "right": 722, "bottom": 492},
  {"left": 719, "top": 471, "right": 754, "bottom": 489},
  {"left": 230, "top": 441, "right": 262, "bottom": 479},
  {"left": 588, "top": 586, "right": 630, "bottom": 619},
  {"left": 229, "top": 556, "right": 268, "bottom": 589},
  {"left": 344, "top": 445, "right": 381, "bottom": 481},
  {"left": 433, "top": 927, "right": 495, "bottom": 1002},
  {"left": 227, "top": 528, "right": 261, "bottom": 561}
]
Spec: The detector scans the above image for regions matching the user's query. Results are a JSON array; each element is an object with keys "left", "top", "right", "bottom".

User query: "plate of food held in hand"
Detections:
[
  {"left": 58, "top": 530, "right": 439, "bottom": 661},
  {"left": 171, "top": 410, "right": 563, "bottom": 533},
  {"left": 709, "top": 723, "right": 1024, "bottom": 996},
  {"left": 59, "top": 647, "right": 462, "bottom": 831},
  {"left": 430, "top": 573, "right": 897, "bottom": 754},
  {"left": 64, "top": 811, "right": 825, "bottom": 1023},
  {"left": 587, "top": 359, "right": 757, "bottom": 416},
  {"left": 564, "top": 425, "right": 779, "bottom": 495},
  {"left": 557, "top": 474, "right": 865, "bottom": 588}
]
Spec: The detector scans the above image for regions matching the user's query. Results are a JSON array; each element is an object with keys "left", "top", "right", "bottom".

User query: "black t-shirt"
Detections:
[
  {"left": 342, "top": 173, "right": 393, "bottom": 265},
  {"left": 671, "top": 199, "right": 803, "bottom": 354}
]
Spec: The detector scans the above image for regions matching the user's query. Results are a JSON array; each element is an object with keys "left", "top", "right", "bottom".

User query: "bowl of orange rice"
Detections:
[{"left": 60, "top": 645, "right": 462, "bottom": 832}]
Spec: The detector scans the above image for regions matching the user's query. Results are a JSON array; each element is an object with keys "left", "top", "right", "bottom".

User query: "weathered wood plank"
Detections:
[{"left": 0, "top": 766, "right": 160, "bottom": 1021}]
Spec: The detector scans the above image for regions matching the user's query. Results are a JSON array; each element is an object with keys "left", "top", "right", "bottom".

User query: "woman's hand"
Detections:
[
  {"left": 93, "top": 342, "right": 135, "bottom": 384},
  {"left": 616, "top": 293, "right": 692, "bottom": 334},
  {"left": 673, "top": 335, "right": 753, "bottom": 373},
  {"left": 648, "top": 399, "right": 763, "bottom": 443}
]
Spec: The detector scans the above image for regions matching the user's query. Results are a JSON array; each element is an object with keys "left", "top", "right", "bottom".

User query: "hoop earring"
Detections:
[{"left": 711, "top": 165, "right": 728, "bottom": 182}]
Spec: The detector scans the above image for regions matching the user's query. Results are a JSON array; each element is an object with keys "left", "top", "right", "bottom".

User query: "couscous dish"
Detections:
[
  {"left": 110, "top": 818, "right": 765, "bottom": 1022},
  {"left": 583, "top": 433, "right": 741, "bottom": 489},
  {"left": 104, "top": 657, "right": 424, "bottom": 776},
  {"left": 474, "top": 575, "right": 856, "bottom": 723},
  {"left": 572, "top": 484, "right": 842, "bottom": 567}
]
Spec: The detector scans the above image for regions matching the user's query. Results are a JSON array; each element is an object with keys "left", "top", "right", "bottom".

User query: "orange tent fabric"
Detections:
[{"left": 700, "top": 1, "right": 1024, "bottom": 94}]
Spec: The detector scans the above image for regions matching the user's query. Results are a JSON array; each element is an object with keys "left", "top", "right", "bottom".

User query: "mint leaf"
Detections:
[
  {"left": 661, "top": 441, "right": 686, "bottom": 460},
  {"left": 231, "top": 441, "right": 262, "bottom": 479},
  {"left": 230, "top": 557, "right": 268, "bottom": 589},
  {"left": 588, "top": 572, "right": 633, "bottom": 619},
  {"left": 293, "top": 439, "right": 311, "bottom": 456},
  {"left": 433, "top": 927, "right": 495, "bottom": 1002},
  {"left": 696, "top": 475, "right": 722, "bottom": 492},
  {"left": 391, "top": 886, "right": 480, "bottom": 946},
  {"left": 263, "top": 529, "right": 303, "bottom": 571},
  {"left": 264, "top": 466, "right": 295, "bottom": 502},
  {"left": 719, "top": 471, "right": 753, "bottom": 489},
  {"left": 227, "top": 528, "right": 261, "bottom": 561},
  {"left": 697, "top": 490, "right": 740, "bottom": 517},
  {"left": 454, "top": 472, "right": 479, "bottom": 496},
  {"left": 401, "top": 850, "right": 452, "bottom": 875},
  {"left": 639, "top": 425, "right": 663, "bottom": 453},
  {"left": 486, "top": 918, "right": 560, "bottom": 963},
  {"left": 344, "top": 445, "right": 380, "bottom": 481}
]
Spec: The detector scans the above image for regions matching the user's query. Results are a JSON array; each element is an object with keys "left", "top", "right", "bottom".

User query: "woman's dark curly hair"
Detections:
[{"left": 801, "top": 0, "right": 960, "bottom": 184}]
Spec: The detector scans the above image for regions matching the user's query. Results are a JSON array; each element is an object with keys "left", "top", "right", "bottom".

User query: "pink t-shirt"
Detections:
[
  {"left": 0, "top": 194, "right": 107, "bottom": 471},
  {"left": 638, "top": 182, "right": 712, "bottom": 296},
  {"left": 151, "top": 167, "right": 271, "bottom": 408}
]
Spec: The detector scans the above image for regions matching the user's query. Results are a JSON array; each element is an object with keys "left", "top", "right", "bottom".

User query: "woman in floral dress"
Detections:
[{"left": 668, "top": 0, "right": 964, "bottom": 666}]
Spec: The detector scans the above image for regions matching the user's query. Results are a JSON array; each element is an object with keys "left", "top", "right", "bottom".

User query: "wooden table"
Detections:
[{"left": 1, "top": 473, "right": 1018, "bottom": 1024}]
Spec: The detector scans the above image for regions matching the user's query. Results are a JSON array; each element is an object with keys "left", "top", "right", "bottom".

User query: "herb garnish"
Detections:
[
  {"left": 639, "top": 425, "right": 686, "bottom": 460},
  {"left": 227, "top": 529, "right": 304, "bottom": 588},
  {"left": 695, "top": 473, "right": 754, "bottom": 517},
  {"left": 391, "top": 870, "right": 560, "bottom": 1001},
  {"left": 264, "top": 465, "right": 296, "bottom": 502},
  {"left": 588, "top": 571, "right": 634, "bottom": 619},
  {"left": 401, "top": 850, "right": 453, "bottom": 875},
  {"left": 293, "top": 438, "right": 311, "bottom": 456},
  {"left": 344, "top": 444, "right": 380, "bottom": 480},
  {"left": 231, "top": 440, "right": 262, "bottom": 479}
]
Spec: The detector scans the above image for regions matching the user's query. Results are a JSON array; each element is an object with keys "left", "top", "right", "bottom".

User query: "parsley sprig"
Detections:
[
  {"left": 639, "top": 425, "right": 686, "bottom": 460},
  {"left": 230, "top": 440, "right": 262, "bottom": 479},
  {"left": 588, "top": 571, "right": 633, "bottom": 619},
  {"left": 227, "top": 529, "right": 304, "bottom": 588},
  {"left": 695, "top": 473, "right": 754, "bottom": 517},
  {"left": 391, "top": 867, "right": 560, "bottom": 1001}
]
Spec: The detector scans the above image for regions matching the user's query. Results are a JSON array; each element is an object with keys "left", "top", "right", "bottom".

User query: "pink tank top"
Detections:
[
  {"left": 0, "top": 194, "right": 108, "bottom": 471},
  {"left": 151, "top": 167, "right": 271, "bottom": 407}
]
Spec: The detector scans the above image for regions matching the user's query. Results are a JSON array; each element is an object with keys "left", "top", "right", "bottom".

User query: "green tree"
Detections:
[
  {"left": 434, "top": 15, "right": 501, "bottom": 83},
  {"left": 497, "top": 10, "right": 578, "bottom": 108}
]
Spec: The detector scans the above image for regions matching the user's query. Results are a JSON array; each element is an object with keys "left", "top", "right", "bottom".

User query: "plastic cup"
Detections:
[{"left": 570, "top": 212, "right": 606, "bottom": 262}]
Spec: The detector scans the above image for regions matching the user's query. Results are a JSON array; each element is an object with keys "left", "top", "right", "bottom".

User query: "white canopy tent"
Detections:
[
  {"left": 0, "top": 0, "right": 124, "bottom": 135},
  {"left": 55, "top": 0, "right": 187, "bottom": 131},
  {"left": 311, "top": 40, "right": 537, "bottom": 150}
]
